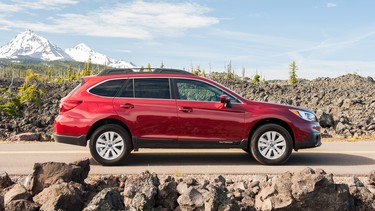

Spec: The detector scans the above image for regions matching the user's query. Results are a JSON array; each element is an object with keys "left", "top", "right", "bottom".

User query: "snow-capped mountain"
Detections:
[
  {"left": 65, "top": 43, "right": 135, "bottom": 68},
  {"left": 0, "top": 30, "right": 136, "bottom": 68},
  {"left": 0, "top": 29, "right": 71, "bottom": 61}
]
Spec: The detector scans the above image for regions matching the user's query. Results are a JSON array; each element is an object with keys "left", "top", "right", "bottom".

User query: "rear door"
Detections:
[
  {"left": 174, "top": 78, "right": 246, "bottom": 144},
  {"left": 113, "top": 78, "right": 178, "bottom": 145}
]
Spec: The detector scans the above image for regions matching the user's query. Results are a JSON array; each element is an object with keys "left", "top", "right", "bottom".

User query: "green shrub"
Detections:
[
  {"left": 18, "top": 70, "right": 45, "bottom": 106},
  {"left": 252, "top": 73, "right": 260, "bottom": 84},
  {"left": 0, "top": 100, "right": 20, "bottom": 116},
  {"left": 0, "top": 90, "right": 21, "bottom": 116},
  {"left": 18, "top": 84, "right": 44, "bottom": 106}
]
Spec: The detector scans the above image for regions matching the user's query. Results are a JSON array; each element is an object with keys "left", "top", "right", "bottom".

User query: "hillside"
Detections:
[{"left": 0, "top": 73, "right": 375, "bottom": 140}]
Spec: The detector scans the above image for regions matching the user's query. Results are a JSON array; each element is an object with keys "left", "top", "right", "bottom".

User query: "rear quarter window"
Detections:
[
  {"left": 134, "top": 78, "right": 170, "bottom": 99},
  {"left": 88, "top": 79, "right": 125, "bottom": 97}
]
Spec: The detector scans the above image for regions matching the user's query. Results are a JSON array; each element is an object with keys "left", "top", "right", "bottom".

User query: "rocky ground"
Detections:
[
  {"left": 1, "top": 73, "right": 375, "bottom": 141},
  {"left": 0, "top": 78, "right": 76, "bottom": 141},
  {"left": 0, "top": 159, "right": 374, "bottom": 210},
  {"left": 212, "top": 74, "right": 375, "bottom": 139}
]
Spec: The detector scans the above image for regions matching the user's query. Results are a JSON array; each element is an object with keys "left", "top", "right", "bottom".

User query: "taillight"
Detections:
[{"left": 60, "top": 100, "right": 82, "bottom": 113}]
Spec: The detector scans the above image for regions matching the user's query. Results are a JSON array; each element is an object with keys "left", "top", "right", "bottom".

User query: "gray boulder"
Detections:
[
  {"left": 83, "top": 188, "right": 124, "bottom": 211},
  {"left": 214, "top": 175, "right": 226, "bottom": 186},
  {"left": 349, "top": 186, "right": 375, "bottom": 210},
  {"left": 177, "top": 187, "right": 204, "bottom": 211},
  {"left": 4, "top": 184, "right": 31, "bottom": 205},
  {"left": 7, "top": 133, "right": 40, "bottom": 142},
  {"left": 156, "top": 180, "right": 178, "bottom": 210},
  {"left": 177, "top": 182, "right": 191, "bottom": 195},
  {"left": 28, "top": 158, "right": 90, "bottom": 195},
  {"left": 5, "top": 199, "right": 39, "bottom": 211},
  {"left": 123, "top": 171, "right": 159, "bottom": 210},
  {"left": 319, "top": 112, "right": 335, "bottom": 128},
  {"left": 205, "top": 185, "right": 229, "bottom": 211},
  {"left": 347, "top": 176, "right": 364, "bottom": 187},
  {"left": 0, "top": 172, "right": 13, "bottom": 189},
  {"left": 255, "top": 168, "right": 351, "bottom": 210},
  {"left": 33, "top": 181, "right": 84, "bottom": 211}
]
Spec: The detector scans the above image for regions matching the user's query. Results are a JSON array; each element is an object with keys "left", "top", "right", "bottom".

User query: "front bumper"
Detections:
[
  {"left": 294, "top": 131, "right": 321, "bottom": 150},
  {"left": 53, "top": 134, "right": 87, "bottom": 146}
]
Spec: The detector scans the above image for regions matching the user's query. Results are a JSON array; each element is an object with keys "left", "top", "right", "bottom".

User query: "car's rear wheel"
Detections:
[
  {"left": 250, "top": 124, "right": 292, "bottom": 165},
  {"left": 90, "top": 124, "right": 131, "bottom": 166}
]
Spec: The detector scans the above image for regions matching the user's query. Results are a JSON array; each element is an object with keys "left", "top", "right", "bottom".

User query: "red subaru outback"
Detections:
[{"left": 54, "top": 68, "right": 321, "bottom": 165}]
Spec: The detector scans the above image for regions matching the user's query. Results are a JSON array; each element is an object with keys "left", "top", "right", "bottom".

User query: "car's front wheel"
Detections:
[
  {"left": 250, "top": 124, "right": 293, "bottom": 165},
  {"left": 89, "top": 124, "right": 131, "bottom": 166}
]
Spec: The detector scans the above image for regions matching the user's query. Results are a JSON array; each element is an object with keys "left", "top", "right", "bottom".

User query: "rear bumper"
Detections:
[
  {"left": 294, "top": 131, "right": 321, "bottom": 150},
  {"left": 53, "top": 134, "right": 87, "bottom": 147}
]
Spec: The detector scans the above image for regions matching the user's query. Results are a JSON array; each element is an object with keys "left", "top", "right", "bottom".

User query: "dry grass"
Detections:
[{"left": 173, "top": 169, "right": 184, "bottom": 177}]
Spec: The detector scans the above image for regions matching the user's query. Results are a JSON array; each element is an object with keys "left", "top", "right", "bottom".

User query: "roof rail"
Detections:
[
  {"left": 153, "top": 68, "right": 194, "bottom": 75},
  {"left": 97, "top": 68, "right": 134, "bottom": 76},
  {"left": 97, "top": 68, "right": 194, "bottom": 76}
]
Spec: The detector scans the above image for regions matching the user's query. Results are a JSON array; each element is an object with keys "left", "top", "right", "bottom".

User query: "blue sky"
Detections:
[{"left": 0, "top": 0, "right": 375, "bottom": 79}]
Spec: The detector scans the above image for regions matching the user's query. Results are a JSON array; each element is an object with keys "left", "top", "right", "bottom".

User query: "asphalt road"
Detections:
[{"left": 0, "top": 141, "right": 374, "bottom": 176}]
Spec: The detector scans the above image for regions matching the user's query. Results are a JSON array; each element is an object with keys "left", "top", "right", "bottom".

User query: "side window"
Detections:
[
  {"left": 89, "top": 79, "right": 125, "bottom": 97},
  {"left": 176, "top": 79, "right": 239, "bottom": 103},
  {"left": 134, "top": 78, "right": 170, "bottom": 99},
  {"left": 118, "top": 79, "right": 134, "bottom": 98}
]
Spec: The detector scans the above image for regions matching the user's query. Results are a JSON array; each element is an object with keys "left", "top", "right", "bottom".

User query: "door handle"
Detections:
[
  {"left": 179, "top": 107, "right": 193, "bottom": 113},
  {"left": 120, "top": 103, "right": 134, "bottom": 109}
]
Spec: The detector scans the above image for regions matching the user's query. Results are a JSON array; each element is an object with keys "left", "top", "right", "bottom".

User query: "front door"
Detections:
[{"left": 174, "top": 78, "right": 246, "bottom": 144}]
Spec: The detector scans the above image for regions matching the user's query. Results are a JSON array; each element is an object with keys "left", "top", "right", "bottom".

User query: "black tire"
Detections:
[
  {"left": 250, "top": 124, "right": 293, "bottom": 165},
  {"left": 89, "top": 124, "right": 131, "bottom": 166}
]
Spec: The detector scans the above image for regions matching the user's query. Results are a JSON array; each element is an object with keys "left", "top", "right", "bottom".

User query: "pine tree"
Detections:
[
  {"left": 147, "top": 63, "right": 152, "bottom": 72},
  {"left": 67, "top": 64, "right": 73, "bottom": 81},
  {"left": 160, "top": 61, "right": 164, "bottom": 68},
  {"left": 289, "top": 61, "right": 298, "bottom": 84},
  {"left": 242, "top": 67, "right": 246, "bottom": 80},
  {"left": 47, "top": 67, "right": 52, "bottom": 81},
  {"left": 225, "top": 60, "right": 233, "bottom": 79},
  {"left": 83, "top": 57, "right": 92, "bottom": 76},
  {"left": 262, "top": 76, "right": 267, "bottom": 84},
  {"left": 202, "top": 69, "right": 206, "bottom": 77},
  {"left": 95, "top": 64, "right": 99, "bottom": 75},
  {"left": 209, "top": 63, "right": 212, "bottom": 78},
  {"left": 139, "top": 66, "right": 144, "bottom": 72},
  {"left": 103, "top": 62, "right": 107, "bottom": 70}
]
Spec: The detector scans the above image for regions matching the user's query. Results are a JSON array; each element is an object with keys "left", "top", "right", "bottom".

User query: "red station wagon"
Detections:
[{"left": 54, "top": 68, "right": 321, "bottom": 165}]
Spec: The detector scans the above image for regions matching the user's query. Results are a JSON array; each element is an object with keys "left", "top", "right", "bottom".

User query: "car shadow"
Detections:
[
  {"left": 90, "top": 151, "right": 375, "bottom": 166},
  {"left": 288, "top": 152, "right": 375, "bottom": 166}
]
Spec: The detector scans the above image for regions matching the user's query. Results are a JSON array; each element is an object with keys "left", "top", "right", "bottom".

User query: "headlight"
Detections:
[{"left": 290, "top": 109, "right": 318, "bottom": 122}]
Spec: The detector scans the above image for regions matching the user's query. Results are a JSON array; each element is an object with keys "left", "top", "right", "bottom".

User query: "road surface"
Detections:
[{"left": 0, "top": 141, "right": 374, "bottom": 175}]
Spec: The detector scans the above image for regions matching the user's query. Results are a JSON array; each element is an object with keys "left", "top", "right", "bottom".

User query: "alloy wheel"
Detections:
[
  {"left": 95, "top": 131, "right": 125, "bottom": 160},
  {"left": 257, "top": 131, "right": 287, "bottom": 160}
]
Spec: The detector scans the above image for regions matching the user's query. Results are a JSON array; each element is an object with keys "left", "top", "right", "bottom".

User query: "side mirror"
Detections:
[{"left": 220, "top": 95, "right": 232, "bottom": 108}]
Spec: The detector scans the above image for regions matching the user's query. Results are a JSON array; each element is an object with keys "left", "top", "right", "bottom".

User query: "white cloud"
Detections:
[
  {"left": 326, "top": 3, "right": 338, "bottom": 8},
  {"left": 0, "top": 1, "right": 219, "bottom": 39},
  {"left": 0, "top": 2, "right": 22, "bottom": 13},
  {"left": 11, "top": 0, "right": 79, "bottom": 10},
  {"left": 0, "top": 0, "right": 78, "bottom": 13}
]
